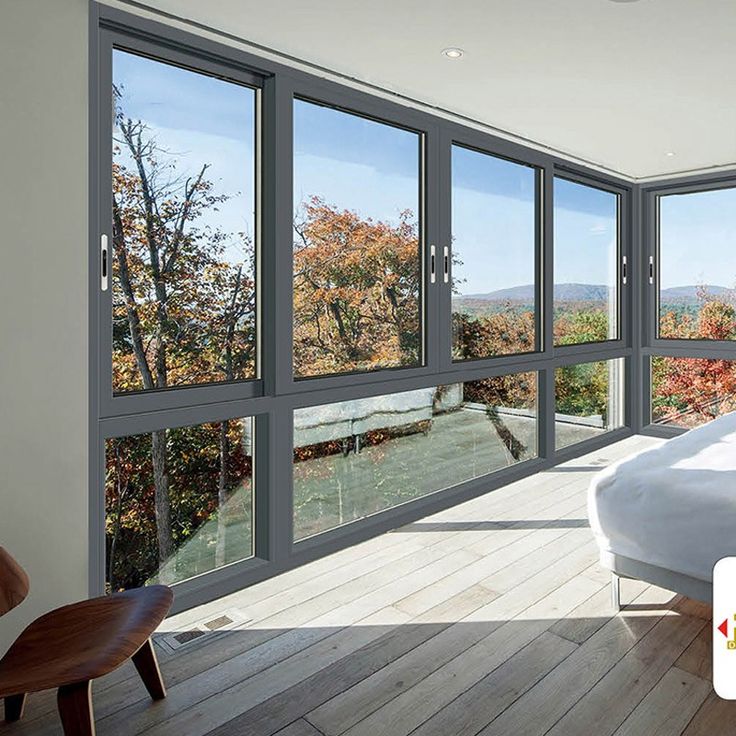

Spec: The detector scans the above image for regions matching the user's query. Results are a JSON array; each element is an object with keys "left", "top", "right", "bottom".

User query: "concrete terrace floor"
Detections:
[{"left": 154, "top": 409, "right": 604, "bottom": 584}]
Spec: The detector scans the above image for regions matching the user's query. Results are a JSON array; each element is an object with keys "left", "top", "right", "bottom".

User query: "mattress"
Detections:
[{"left": 588, "top": 412, "right": 736, "bottom": 583}]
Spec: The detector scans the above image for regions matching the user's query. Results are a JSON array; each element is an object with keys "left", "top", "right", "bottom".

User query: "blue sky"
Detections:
[
  {"left": 113, "top": 49, "right": 256, "bottom": 264},
  {"left": 114, "top": 49, "right": 731, "bottom": 294},
  {"left": 553, "top": 178, "right": 617, "bottom": 295},
  {"left": 659, "top": 188, "right": 736, "bottom": 290}
]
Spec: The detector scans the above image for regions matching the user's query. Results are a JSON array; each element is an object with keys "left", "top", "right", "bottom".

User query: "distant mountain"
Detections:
[
  {"left": 461, "top": 283, "right": 609, "bottom": 303},
  {"left": 659, "top": 285, "right": 735, "bottom": 304},
  {"left": 459, "top": 283, "right": 735, "bottom": 305}
]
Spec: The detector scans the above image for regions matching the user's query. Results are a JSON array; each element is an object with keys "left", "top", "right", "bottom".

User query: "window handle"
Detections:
[
  {"left": 648, "top": 255, "right": 654, "bottom": 285},
  {"left": 101, "top": 234, "right": 109, "bottom": 291},
  {"left": 622, "top": 255, "right": 627, "bottom": 285},
  {"left": 443, "top": 246, "right": 449, "bottom": 284},
  {"left": 430, "top": 245, "right": 436, "bottom": 284}
]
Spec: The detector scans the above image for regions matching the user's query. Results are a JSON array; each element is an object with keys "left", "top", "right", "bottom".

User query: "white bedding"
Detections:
[{"left": 588, "top": 412, "right": 736, "bottom": 583}]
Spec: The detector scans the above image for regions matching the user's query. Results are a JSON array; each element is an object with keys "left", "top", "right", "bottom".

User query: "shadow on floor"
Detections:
[
  {"left": 9, "top": 594, "right": 716, "bottom": 736},
  {"left": 399, "top": 519, "right": 590, "bottom": 532}
]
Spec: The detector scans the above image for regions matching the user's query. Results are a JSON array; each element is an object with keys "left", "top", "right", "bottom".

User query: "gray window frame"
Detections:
[
  {"left": 287, "top": 89, "right": 439, "bottom": 387},
  {"left": 552, "top": 172, "right": 629, "bottom": 351},
  {"left": 91, "top": 3, "right": 636, "bottom": 613},
  {"left": 442, "top": 127, "right": 546, "bottom": 371},
  {"left": 641, "top": 173, "right": 736, "bottom": 437}
]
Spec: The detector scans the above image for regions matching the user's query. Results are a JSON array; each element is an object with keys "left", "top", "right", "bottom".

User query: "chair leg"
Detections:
[
  {"left": 57, "top": 680, "right": 95, "bottom": 736},
  {"left": 4, "top": 693, "right": 27, "bottom": 722},
  {"left": 132, "top": 637, "right": 167, "bottom": 700}
]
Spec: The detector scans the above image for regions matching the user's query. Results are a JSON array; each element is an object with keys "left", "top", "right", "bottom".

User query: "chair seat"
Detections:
[{"left": 0, "top": 586, "right": 173, "bottom": 696}]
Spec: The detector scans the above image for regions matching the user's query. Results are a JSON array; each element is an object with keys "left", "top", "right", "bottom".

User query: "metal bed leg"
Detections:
[{"left": 611, "top": 572, "right": 621, "bottom": 612}]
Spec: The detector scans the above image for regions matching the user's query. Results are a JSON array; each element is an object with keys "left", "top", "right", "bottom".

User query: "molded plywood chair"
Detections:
[{"left": 0, "top": 546, "right": 173, "bottom": 735}]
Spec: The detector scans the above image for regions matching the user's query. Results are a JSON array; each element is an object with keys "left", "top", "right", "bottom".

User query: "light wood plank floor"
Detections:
[{"left": 8, "top": 436, "right": 736, "bottom": 736}]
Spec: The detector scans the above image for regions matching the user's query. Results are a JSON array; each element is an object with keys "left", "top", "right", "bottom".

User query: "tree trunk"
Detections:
[
  {"left": 108, "top": 443, "right": 127, "bottom": 592},
  {"left": 215, "top": 421, "right": 229, "bottom": 568},
  {"left": 151, "top": 429, "right": 173, "bottom": 581}
]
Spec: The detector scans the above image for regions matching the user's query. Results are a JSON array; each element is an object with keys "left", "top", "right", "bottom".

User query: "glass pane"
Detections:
[
  {"left": 651, "top": 356, "right": 736, "bottom": 428},
  {"left": 555, "top": 359, "right": 624, "bottom": 450},
  {"left": 293, "top": 99, "right": 422, "bottom": 378},
  {"left": 105, "top": 417, "right": 253, "bottom": 590},
  {"left": 112, "top": 50, "right": 257, "bottom": 394},
  {"left": 293, "top": 373, "right": 537, "bottom": 540},
  {"left": 658, "top": 188, "right": 736, "bottom": 340},
  {"left": 451, "top": 146, "right": 537, "bottom": 360},
  {"left": 553, "top": 179, "right": 619, "bottom": 345}
]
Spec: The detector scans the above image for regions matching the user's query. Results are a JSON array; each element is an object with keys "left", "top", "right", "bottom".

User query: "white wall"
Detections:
[{"left": 0, "top": 0, "right": 89, "bottom": 654}]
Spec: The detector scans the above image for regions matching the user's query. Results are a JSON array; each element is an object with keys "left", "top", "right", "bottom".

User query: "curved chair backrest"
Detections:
[{"left": 0, "top": 546, "right": 30, "bottom": 616}]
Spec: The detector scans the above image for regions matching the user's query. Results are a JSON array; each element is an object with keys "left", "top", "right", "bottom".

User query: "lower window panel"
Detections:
[
  {"left": 293, "top": 372, "right": 538, "bottom": 541},
  {"left": 555, "top": 359, "right": 625, "bottom": 450},
  {"left": 651, "top": 356, "right": 736, "bottom": 428},
  {"left": 105, "top": 417, "right": 253, "bottom": 591}
]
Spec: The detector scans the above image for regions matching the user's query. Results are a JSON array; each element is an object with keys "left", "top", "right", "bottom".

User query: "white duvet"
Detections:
[{"left": 588, "top": 412, "right": 736, "bottom": 583}]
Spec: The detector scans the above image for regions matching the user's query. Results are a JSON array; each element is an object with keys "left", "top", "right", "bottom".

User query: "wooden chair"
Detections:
[{"left": 0, "top": 546, "right": 173, "bottom": 735}]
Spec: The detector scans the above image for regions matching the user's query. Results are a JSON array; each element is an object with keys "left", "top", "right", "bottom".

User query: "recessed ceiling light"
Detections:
[
  {"left": 442, "top": 48, "right": 464, "bottom": 60},
  {"left": 665, "top": 151, "right": 676, "bottom": 157}
]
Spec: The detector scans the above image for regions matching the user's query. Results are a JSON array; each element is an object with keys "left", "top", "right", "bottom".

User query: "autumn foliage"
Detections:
[
  {"left": 293, "top": 197, "right": 421, "bottom": 376},
  {"left": 106, "top": 91, "right": 736, "bottom": 591},
  {"left": 653, "top": 296, "right": 736, "bottom": 427}
]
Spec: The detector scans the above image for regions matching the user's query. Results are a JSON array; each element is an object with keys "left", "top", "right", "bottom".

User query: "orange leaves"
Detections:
[
  {"left": 293, "top": 197, "right": 420, "bottom": 377},
  {"left": 111, "top": 121, "right": 256, "bottom": 393}
]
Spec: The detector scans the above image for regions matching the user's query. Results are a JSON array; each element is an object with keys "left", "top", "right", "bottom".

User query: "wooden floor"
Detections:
[{"left": 8, "top": 436, "right": 736, "bottom": 736}]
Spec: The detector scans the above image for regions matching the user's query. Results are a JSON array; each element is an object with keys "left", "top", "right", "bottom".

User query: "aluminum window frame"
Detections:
[
  {"left": 441, "top": 126, "right": 547, "bottom": 372},
  {"left": 288, "top": 89, "right": 437, "bottom": 386},
  {"left": 551, "top": 171, "right": 630, "bottom": 352},
  {"left": 641, "top": 172, "right": 736, "bottom": 437},
  {"left": 91, "top": 4, "right": 637, "bottom": 613}
]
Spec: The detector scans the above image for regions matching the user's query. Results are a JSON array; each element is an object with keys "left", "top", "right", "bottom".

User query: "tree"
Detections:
[
  {"left": 653, "top": 292, "right": 736, "bottom": 426},
  {"left": 554, "top": 309, "right": 608, "bottom": 345},
  {"left": 453, "top": 308, "right": 535, "bottom": 359},
  {"left": 293, "top": 198, "right": 420, "bottom": 376},
  {"left": 111, "top": 92, "right": 255, "bottom": 581}
]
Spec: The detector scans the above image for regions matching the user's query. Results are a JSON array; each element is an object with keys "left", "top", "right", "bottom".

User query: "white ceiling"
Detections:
[{"left": 131, "top": 0, "right": 736, "bottom": 180}]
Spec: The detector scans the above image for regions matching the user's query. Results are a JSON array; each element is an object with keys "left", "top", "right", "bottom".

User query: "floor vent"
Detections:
[
  {"left": 172, "top": 629, "right": 207, "bottom": 645},
  {"left": 157, "top": 608, "right": 252, "bottom": 653},
  {"left": 204, "top": 614, "right": 233, "bottom": 630}
]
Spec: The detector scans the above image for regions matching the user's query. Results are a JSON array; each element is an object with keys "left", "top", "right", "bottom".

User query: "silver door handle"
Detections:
[{"left": 101, "top": 234, "right": 109, "bottom": 291}]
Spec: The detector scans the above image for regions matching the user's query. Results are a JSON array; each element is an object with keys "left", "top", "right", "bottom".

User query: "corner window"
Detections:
[
  {"left": 651, "top": 356, "right": 736, "bottom": 428},
  {"left": 657, "top": 187, "right": 736, "bottom": 341}
]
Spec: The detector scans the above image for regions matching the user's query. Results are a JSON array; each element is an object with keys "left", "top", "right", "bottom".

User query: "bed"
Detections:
[{"left": 588, "top": 411, "right": 736, "bottom": 608}]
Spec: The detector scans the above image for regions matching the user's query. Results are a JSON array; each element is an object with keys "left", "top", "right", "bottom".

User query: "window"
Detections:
[
  {"left": 111, "top": 49, "right": 257, "bottom": 394},
  {"left": 293, "top": 99, "right": 423, "bottom": 378},
  {"left": 651, "top": 356, "right": 736, "bottom": 428},
  {"left": 293, "top": 372, "right": 537, "bottom": 540},
  {"left": 105, "top": 417, "right": 254, "bottom": 591},
  {"left": 658, "top": 188, "right": 736, "bottom": 341},
  {"left": 96, "top": 14, "right": 638, "bottom": 607},
  {"left": 554, "top": 178, "right": 619, "bottom": 345},
  {"left": 555, "top": 359, "right": 624, "bottom": 450},
  {"left": 451, "top": 145, "right": 538, "bottom": 360}
]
